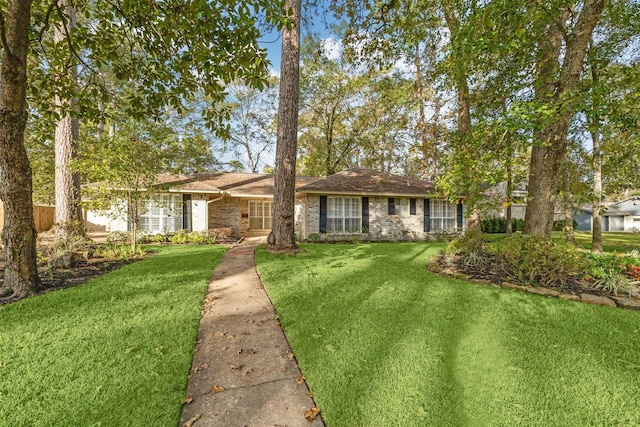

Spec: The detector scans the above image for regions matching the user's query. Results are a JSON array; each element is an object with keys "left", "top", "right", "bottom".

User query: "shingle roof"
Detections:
[
  {"left": 296, "top": 168, "right": 435, "bottom": 196},
  {"left": 158, "top": 171, "right": 320, "bottom": 196}
]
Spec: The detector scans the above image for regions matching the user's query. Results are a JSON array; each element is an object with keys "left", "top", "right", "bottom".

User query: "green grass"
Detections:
[
  {"left": 257, "top": 243, "right": 640, "bottom": 426},
  {"left": 571, "top": 231, "right": 640, "bottom": 253},
  {"left": 0, "top": 245, "right": 224, "bottom": 426}
]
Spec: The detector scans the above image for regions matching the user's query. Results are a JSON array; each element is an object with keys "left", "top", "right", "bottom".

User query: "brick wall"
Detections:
[
  {"left": 300, "top": 194, "right": 465, "bottom": 240},
  {"left": 208, "top": 195, "right": 241, "bottom": 236}
]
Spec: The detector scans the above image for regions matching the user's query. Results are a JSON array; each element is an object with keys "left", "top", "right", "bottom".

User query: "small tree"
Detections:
[{"left": 80, "top": 119, "right": 182, "bottom": 252}]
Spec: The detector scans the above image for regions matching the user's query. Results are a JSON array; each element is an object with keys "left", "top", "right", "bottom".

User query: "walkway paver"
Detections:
[{"left": 181, "top": 240, "right": 324, "bottom": 427}]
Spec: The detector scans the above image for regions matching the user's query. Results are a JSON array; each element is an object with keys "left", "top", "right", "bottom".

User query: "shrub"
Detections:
[
  {"left": 187, "top": 231, "right": 205, "bottom": 243},
  {"left": 446, "top": 230, "right": 486, "bottom": 255},
  {"left": 168, "top": 229, "right": 188, "bottom": 244},
  {"left": 95, "top": 243, "right": 145, "bottom": 259},
  {"left": 106, "top": 231, "right": 131, "bottom": 244},
  {"left": 480, "top": 217, "right": 525, "bottom": 234},
  {"left": 592, "top": 270, "right": 638, "bottom": 296},
  {"left": 490, "top": 235, "right": 590, "bottom": 287}
]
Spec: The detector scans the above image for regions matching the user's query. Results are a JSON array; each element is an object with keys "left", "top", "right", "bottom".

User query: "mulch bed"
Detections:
[{"left": 0, "top": 256, "right": 141, "bottom": 302}]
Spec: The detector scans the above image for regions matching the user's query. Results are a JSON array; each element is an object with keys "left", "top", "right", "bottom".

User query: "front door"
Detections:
[{"left": 249, "top": 201, "right": 273, "bottom": 230}]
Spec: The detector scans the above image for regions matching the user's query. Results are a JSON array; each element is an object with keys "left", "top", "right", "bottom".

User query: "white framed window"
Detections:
[
  {"left": 395, "top": 198, "right": 410, "bottom": 216},
  {"left": 430, "top": 200, "right": 456, "bottom": 231},
  {"left": 249, "top": 201, "right": 273, "bottom": 229},
  {"left": 138, "top": 194, "right": 183, "bottom": 233},
  {"left": 327, "top": 197, "right": 361, "bottom": 233}
]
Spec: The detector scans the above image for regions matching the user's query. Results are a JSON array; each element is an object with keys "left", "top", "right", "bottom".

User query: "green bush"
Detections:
[
  {"left": 480, "top": 217, "right": 525, "bottom": 234},
  {"left": 168, "top": 229, "right": 188, "bottom": 244},
  {"left": 490, "top": 235, "right": 590, "bottom": 287},
  {"left": 187, "top": 231, "right": 205, "bottom": 243},
  {"left": 106, "top": 231, "right": 131, "bottom": 244},
  {"left": 446, "top": 230, "right": 486, "bottom": 255}
]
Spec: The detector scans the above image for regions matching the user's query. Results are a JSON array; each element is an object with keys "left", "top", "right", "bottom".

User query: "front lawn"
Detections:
[
  {"left": 257, "top": 243, "right": 640, "bottom": 426},
  {"left": 571, "top": 231, "right": 640, "bottom": 253},
  {"left": 0, "top": 245, "right": 225, "bottom": 426}
]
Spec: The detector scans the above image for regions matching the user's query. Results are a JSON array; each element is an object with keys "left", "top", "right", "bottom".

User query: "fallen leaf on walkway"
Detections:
[
  {"left": 307, "top": 392, "right": 313, "bottom": 399},
  {"left": 192, "top": 363, "right": 208, "bottom": 373},
  {"left": 238, "top": 348, "right": 256, "bottom": 354},
  {"left": 240, "top": 331, "right": 250, "bottom": 335},
  {"left": 211, "top": 385, "right": 225, "bottom": 394},
  {"left": 183, "top": 396, "right": 193, "bottom": 404},
  {"left": 243, "top": 368, "right": 254, "bottom": 376},
  {"left": 183, "top": 414, "right": 200, "bottom": 427},
  {"left": 214, "top": 331, "right": 226, "bottom": 337},
  {"left": 296, "top": 374, "right": 306, "bottom": 384},
  {"left": 288, "top": 353, "right": 295, "bottom": 361},
  {"left": 304, "top": 407, "right": 320, "bottom": 422},
  {"left": 230, "top": 364, "right": 244, "bottom": 370},
  {"left": 226, "top": 335, "right": 235, "bottom": 339}
]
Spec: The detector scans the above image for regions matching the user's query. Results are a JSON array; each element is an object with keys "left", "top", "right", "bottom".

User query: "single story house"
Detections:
[
  {"left": 86, "top": 168, "right": 466, "bottom": 240},
  {"left": 572, "top": 206, "right": 634, "bottom": 232}
]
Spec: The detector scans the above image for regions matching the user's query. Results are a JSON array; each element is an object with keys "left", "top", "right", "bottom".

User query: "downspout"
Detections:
[{"left": 206, "top": 192, "right": 229, "bottom": 205}]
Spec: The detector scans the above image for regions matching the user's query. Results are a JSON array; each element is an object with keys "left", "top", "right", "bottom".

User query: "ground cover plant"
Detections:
[
  {"left": 0, "top": 245, "right": 224, "bottom": 426},
  {"left": 257, "top": 243, "right": 640, "bottom": 426}
]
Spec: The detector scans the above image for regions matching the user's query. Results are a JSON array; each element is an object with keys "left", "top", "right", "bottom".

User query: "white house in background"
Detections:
[{"left": 85, "top": 168, "right": 467, "bottom": 239}]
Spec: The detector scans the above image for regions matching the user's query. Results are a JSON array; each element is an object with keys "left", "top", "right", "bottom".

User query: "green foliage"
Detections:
[
  {"left": 552, "top": 219, "right": 578, "bottom": 232},
  {"left": 106, "top": 231, "right": 131, "bottom": 244},
  {"left": 591, "top": 271, "right": 638, "bottom": 297},
  {"left": 186, "top": 231, "right": 205, "bottom": 244},
  {"left": 306, "top": 233, "right": 321, "bottom": 243},
  {"left": 95, "top": 243, "right": 146, "bottom": 259},
  {"left": 446, "top": 229, "right": 486, "bottom": 255},
  {"left": 168, "top": 229, "right": 189, "bottom": 245},
  {"left": 480, "top": 217, "right": 525, "bottom": 234},
  {"left": 491, "top": 235, "right": 589, "bottom": 287}
]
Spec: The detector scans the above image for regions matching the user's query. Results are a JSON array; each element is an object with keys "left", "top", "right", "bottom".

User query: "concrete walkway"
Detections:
[{"left": 181, "top": 240, "right": 324, "bottom": 427}]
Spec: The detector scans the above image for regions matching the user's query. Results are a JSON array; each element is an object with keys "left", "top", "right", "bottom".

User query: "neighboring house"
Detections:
[
  {"left": 608, "top": 197, "right": 640, "bottom": 232},
  {"left": 86, "top": 168, "right": 465, "bottom": 239},
  {"left": 572, "top": 206, "right": 633, "bottom": 232}
]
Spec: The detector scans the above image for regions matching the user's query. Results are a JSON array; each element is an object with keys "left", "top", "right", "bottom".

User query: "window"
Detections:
[
  {"left": 430, "top": 200, "right": 456, "bottom": 231},
  {"left": 249, "top": 201, "right": 273, "bottom": 229},
  {"left": 395, "top": 198, "right": 410, "bottom": 216},
  {"left": 327, "top": 197, "right": 361, "bottom": 233},
  {"left": 138, "top": 194, "right": 183, "bottom": 233}
]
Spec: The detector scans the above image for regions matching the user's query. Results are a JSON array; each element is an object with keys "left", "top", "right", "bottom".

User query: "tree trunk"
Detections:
[
  {"left": 53, "top": 3, "right": 83, "bottom": 240},
  {"left": 591, "top": 128, "right": 603, "bottom": 253},
  {"left": 524, "top": 0, "right": 607, "bottom": 236},
  {"left": 0, "top": 0, "right": 41, "bottom": 300},
  {"left": 562, "top": 157, "right": 576, "bottom": 243},
  {"left": 505, "top": 159, "right": 513, "bottom": 236},
  {"left": 268, "top": 0, "right": 300, "bottom": 252},
  {"left": 589, "top": 48, "right": 603, "bottom": 254}
]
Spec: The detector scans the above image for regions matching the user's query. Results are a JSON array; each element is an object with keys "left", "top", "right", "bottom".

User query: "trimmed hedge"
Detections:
[{"left": 480, "top": 217, "right": 525, "bottom": 234}]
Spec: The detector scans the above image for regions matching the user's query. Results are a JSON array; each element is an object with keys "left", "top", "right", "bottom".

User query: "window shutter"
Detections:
[
  {"left": 183, "top": 194, "right": 192, "bottom": 232},
  {"left": 388, "top": 198, "right": 395, "bottom": 215},
  {"left": 319, "top": 195, "right": 327, "bottom": 233},
  {"left": 410, "top": 198, "right": 416, "bottom": 215},
  {"left": 457, "top": 201, "right": 464, "bottom": 229},
  {"left": 424, "top": 199, "right": 430, "bottom": 232},
  {"left": 361, "top": 197, "right": 369, "bottom": 231}
]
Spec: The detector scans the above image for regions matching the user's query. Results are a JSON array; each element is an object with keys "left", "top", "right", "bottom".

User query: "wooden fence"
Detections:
[{"left": 0, "top": 203, "right": 55, "bottom": 233}]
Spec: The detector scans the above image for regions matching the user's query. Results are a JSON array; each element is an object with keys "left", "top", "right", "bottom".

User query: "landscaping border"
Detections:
[{"left": 427, "top": 260, "right": 640, "bottom": 312}]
